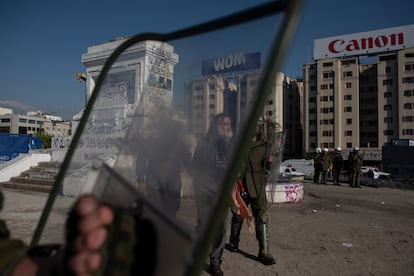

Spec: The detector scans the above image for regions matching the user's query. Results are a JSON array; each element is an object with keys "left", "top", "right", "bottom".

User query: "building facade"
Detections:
[
  {"left": 303, "top": 24, "right": 414, "bottom": 163},
  {"left": 184, "top": 71, "right": 303, "bottom": 158},
  {"left": 0, "top": 112, "right": 70, "bottom": 137}
]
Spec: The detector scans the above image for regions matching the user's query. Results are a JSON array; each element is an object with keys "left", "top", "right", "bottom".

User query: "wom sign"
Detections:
[
  {"left": 314, "top": 24, "right": 414, "bottom": 60},
  {"left": 201, "top": 52, "right": 261, "bottom": 76}
]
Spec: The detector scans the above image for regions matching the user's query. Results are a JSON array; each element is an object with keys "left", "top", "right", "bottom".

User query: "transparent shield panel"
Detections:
[{"left": 34, "top": 1, "right": 302, "bottom": 275}]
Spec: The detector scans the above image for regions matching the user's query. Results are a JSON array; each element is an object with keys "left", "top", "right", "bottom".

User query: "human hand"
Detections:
[{"left": 67, "top": 195, "right": 113, "bottom": 275}]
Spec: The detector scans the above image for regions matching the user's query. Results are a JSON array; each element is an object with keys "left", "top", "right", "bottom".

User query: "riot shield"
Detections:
[{"left": 31, "top": 1, "right": 303, "bottom": 275}]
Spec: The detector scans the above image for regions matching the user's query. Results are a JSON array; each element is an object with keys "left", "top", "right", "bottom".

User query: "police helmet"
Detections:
[
  {"left": 353, "top": 146, "right": 359, "bottom": 152},
  {"left": 335, "top": 147, "right": 341, "bottom": 152},
  {"left": 315, "top": 147, "right": 321, "bottom": 153},
  {"left": 323, "top": 147, "right": 328, "bottom": 152}
]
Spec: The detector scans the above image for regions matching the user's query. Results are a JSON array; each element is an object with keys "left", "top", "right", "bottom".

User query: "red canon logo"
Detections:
[{"left": 328, "top": 32, "right": 404, "bottom": 54}]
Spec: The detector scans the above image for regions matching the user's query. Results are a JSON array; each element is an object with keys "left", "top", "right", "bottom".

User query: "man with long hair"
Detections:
[{"left": 192, "top": 113, "right": 233, "bottom": 276}]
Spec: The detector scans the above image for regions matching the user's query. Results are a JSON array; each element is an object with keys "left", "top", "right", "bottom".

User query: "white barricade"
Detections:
[{"left": 266, "top": 182, "right": 304, "bottom": 203}]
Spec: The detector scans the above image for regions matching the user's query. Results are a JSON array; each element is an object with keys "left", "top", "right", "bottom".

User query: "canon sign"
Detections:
[{"left": 314, "top": 24, "right": 414, "bottom": 60}]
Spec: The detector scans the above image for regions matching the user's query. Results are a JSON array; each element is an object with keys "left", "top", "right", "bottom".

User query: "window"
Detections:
[
  {"left": 320, "top": 84, "right": 328, "bottom": 90},
  {"left": 404, "top": 103, "right": 412, "bottom": 109},
  {"left": 309, "top": 97, "right": 316, "bottom": 103},
  {"left": 346, "top": 82, "right": 352, "bottom": 88},
  {"left": 403, "top": 129, "right": 414, "bottom": 135},
  {"left": 341, "top": 59, "right": 356, "bottom": 65},
  {"left": 323, "top": 62, "right": 333, "bottom": 67},
  {"left": 384, "top": 104, "right": 392, "bottom": 111},
  {"left": 320, "top": 96, "right": 329, "bottom": 101},
  {"left": 1, "top": 118, "right": 11, "bottom": 123},
  {"left": 28, "top": 119, "right": 36, "bottom": 124},
  {"left": 322, "top": 131, "right": 333, "bottom": 137},
  {"left": 310, "top": 85, "right": 316, "bottom": 91},
  {"left": 208, "top": 104, "right": 215, "bottom": 109},
  {"left": 346, "top": 119, "right": 352, "bottom": 124},
  {"left": 383, "top": 79, "right": 393, "bottom": 85},
  {"left": 19, "top": 118, "right": 27, "bottom": 123},
  {"left": 346, "top": 143, "right": 352, "bottom": 148},
  {"left": 404, "top": 63, "right": 414, "bottom": 71},
  {"left": 383, "top": 129, "right": 394, "bottom": 136},
  {"left": 384, "top": 117, "right": 393, "bottom": 123},
  {"left": 323, "top": 71, "right": 334, "bottom": 79},
  {"left": 343, "top": 71, "right": 353, "bottom": 77},
  {"left": 344, "top": 95, "right": 352, "bottom": 100},
  {"left": 321, "top": 107, "right": 333, "bottom": 113},
  {"left": 344, "top": 107, "right": 352, "bottom": 112},
  {"left": 403, "top": 90, "right": 412, "bottom": 97},
  {"left": 267, "top": 100, "right": 273, "bottom": 105},
  {"left": 385, "top": 66, "right": 392, "bottom": 73},
  {"left": 402, "top": 116, "right": 413, "bottom": 122},
  {"left": 309, "top": 120, "right": 317, "bottom": 125},
  {"left": 209, "top": 94, "right": 215, "bottom": 99},
  {"left": 384, "top": 92, "right": 392, "bottom": 98},
  {"left": 344, "top": 131, "right": 352, "bottom": 136},
  {"left": 402, "top": 77, "right": 414, "bottom": 83}
]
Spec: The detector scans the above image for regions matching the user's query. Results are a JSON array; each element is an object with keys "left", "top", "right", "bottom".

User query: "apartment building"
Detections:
[
  {"left": 303, "top": 24, "right": 414, "bottom": 163},
  {"left": 184, "top": 71, "right": 303, "bottom": 158},
  {"left": 0, "top": 111, "right": 71, "bottom": 137}
]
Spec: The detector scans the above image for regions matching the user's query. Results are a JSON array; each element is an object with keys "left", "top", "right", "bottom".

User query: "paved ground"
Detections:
[{"left": 1, "top": 180, "right": 414, "bottom": 276}]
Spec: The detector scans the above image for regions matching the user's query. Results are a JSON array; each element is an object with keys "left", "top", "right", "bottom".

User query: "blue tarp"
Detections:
[{"left": 0, "top": 133, "right": 42, "bottom": 163}]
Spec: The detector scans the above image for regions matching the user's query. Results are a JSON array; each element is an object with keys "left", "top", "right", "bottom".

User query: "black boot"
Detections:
[
  {"left": 256, "top": 216, "right": 276, "bottom": 266},
  {"left": 258, "top": 250, "right": 276, "bottom": 265},
  {"left": 228, "top": 213, "right": 243, "bottom": 252},
  {"left": 209, "top": 263, "right": 223, "bottom": 276}
]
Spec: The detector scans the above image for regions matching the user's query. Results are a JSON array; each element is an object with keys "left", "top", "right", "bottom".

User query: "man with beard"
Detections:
[{"left": 192, "top": 113, "right": 233, "bottom": 276}]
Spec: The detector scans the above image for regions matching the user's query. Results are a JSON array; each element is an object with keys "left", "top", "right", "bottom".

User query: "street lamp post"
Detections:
[{"left": 75, "top": 72, "right": 87, "bottom": 108}]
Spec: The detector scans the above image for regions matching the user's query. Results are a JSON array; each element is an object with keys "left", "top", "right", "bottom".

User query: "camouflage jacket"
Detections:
[{"left": 0, "top": 189, "right": 28, "bottom": 274}]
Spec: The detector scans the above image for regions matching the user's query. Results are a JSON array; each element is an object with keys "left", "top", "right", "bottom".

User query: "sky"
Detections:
[{"left": 0, "top": 0, "right": 413, "bottom": 120}]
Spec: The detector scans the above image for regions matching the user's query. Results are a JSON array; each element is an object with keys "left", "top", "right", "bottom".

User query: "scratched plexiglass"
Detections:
[{"left": 35, "top": 2, "right": 301, "bottom": 275}]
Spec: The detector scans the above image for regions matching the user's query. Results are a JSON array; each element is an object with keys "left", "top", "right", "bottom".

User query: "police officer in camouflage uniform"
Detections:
[
  {"left": 228, "top": 118, "right": 276, "bottom": 266},
  {"left": 320, "top": 148, "right": 330, "bottom": 184},
  {"left": 348, "top": 147, "right": 363, "bottom": 188},
  {"left": 332, "top": 147, "right": 344, "bottom": 186},
  {"left": 0, "top": 190, "right": 28, "bottom": 274},
  {"left": 313, "top": 148, "right": 322, "bottom": 184}
]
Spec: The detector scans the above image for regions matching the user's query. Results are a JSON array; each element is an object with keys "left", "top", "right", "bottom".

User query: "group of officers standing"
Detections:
[{"left": 313, "top": 146, "right": 364, "bottom": 188}]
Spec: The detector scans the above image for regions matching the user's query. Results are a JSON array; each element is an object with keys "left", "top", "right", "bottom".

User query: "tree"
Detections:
[{"left": 34, "top": 132, "right": 52, "bottom": 149}]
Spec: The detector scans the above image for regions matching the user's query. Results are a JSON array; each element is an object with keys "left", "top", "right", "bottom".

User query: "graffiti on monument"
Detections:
[
  {"left": 144, "top": 44, "right": 175, "bottom": 107},
  {"left": 95, "top": 70, "right": 136, "bottom": 108}
]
